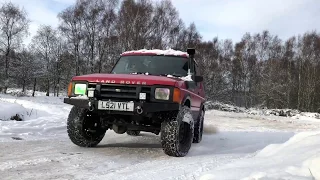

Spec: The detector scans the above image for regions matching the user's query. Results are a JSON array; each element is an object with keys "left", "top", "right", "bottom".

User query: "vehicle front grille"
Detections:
[{"left": 88, "top": 83, "right": 152, "bottom": 101}]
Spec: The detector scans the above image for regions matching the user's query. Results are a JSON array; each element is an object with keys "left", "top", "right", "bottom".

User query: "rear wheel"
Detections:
[
  {"left": 67, "top": 106, "right": 106, "bottom": 147},
  {"left": 160, "top": 106, "right": 194, "bottom": 157},
  {"left": 193, "top": 110, "right": 204, "bottom": 143},
  {"left": 126, "top": 130, "right": 140, "bottom": 136}
]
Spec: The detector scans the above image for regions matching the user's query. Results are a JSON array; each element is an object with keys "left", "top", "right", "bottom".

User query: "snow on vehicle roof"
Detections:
[{"left": 121, "top": 48, "right": 189, "bottom": 57}]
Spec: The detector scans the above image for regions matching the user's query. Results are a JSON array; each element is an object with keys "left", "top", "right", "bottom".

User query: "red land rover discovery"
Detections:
[{"left": 64, "top": 48, "right": 206, "bottom": 157}]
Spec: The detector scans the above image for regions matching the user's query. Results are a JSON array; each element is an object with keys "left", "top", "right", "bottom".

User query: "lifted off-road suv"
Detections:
[{"left": 64, "top": 48, "right": 206, "bottom": 157}]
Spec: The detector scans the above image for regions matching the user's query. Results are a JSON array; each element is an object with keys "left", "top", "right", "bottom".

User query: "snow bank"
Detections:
[
  {"left": 6, "top": 88, "right": 67, "bottom": 97},
  {"left": 199, "top": 131, "right": 320, "bottom": 180},
  {"left": 0, "top": 100, "right": 28, "bottom": 121},
  {"left": 121, "top": 48, "right": 189, "bottom": 57},
  {"left": 205, "top": 101, "right": 245, "bottom": 113},
  {"left": 0, "top": 94, "right": 72, "bottom": 141},
  {"left": 248, "top": 108, "right": 301, "bottom": 117},
  {"left": 205, "top": 101, "right": 320, "bottom": 121}
]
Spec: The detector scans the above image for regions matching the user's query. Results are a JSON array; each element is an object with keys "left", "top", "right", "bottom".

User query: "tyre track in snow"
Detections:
[
  {"left": 86, "top": 131, "right": 293, "bottom": 180},
  {"left": 0, "top": 130, "right": 294, "bottom": 180},
  {"left": 1, "top": 96, "right": 319, "bottom": 179}
]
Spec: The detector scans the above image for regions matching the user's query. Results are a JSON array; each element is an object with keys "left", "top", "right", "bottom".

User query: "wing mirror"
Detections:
[{"left": 194, "top": 75, "right": 203, "bottom": 82}]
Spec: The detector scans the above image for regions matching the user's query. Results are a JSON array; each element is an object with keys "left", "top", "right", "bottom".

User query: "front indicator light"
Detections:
[
  {"left": 155, "top": 88, "right": 170, "bottom": 100},
  {"left": 74, "top": 83, "right": 87, "bottom": 95},
  {"left": 67, "top": 82, "right": 72, "bottom": 97},
  {"left": 173, "top": 88, "right": 181, "bottom": 103}
]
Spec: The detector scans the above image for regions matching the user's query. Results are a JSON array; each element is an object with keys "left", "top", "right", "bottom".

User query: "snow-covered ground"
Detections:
[
  {"left": 0, "top": 93, "right": 70, "bottom": 141},
  {"left": 0, "top": 93, "right": 320, "bottom": 180}
]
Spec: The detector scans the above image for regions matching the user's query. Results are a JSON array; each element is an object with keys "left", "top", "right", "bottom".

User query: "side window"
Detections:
[
  {"left": 186, "top": 60, "right": 199, "bottom": 90},
  {"left": 195, "top": 64, "right": 199, "bottom": 76}
]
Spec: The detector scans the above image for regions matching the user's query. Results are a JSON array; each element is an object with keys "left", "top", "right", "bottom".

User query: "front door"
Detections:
[{"left": 186, "top": 60, "right": 204, "bottom": 119}]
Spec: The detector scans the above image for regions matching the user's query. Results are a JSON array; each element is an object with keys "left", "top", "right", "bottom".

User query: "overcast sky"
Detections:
[{"left": 1, "top": 0, "right": 319, "bottom": 45}]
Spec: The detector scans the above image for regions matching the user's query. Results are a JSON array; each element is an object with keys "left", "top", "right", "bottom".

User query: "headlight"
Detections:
[
  {"left": 74, "top": 83, "right": 87, "bottom": 95},
  {"left": 155, "top": 88, "right": 170, "bottom": 100}
]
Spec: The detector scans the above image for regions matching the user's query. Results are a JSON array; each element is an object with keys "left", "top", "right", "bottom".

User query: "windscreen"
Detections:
[{"left": 111, "top": 55, "right": 189, "bottom": 77}]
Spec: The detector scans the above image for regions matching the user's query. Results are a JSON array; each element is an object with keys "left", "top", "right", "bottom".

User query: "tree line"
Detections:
[{"left": 0, "top": 0, "right": 320, "bottom": 112}]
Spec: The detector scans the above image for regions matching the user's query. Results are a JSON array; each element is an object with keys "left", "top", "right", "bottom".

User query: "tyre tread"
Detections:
[
  {"left": 67, "top": 106, "right": 105, "bottom": 147},
  {"left": 160, "top": 106, "right": 194, "bottom": 157}
]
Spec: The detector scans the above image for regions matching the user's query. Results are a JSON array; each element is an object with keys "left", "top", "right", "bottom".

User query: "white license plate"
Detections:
[{"left": 97, "top": 101, "right": 134, "bottom": 111}]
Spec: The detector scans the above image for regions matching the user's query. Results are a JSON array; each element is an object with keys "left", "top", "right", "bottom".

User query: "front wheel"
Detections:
[
  {"left": 160, "top": 106, "right": 194, "bottom": 157},
  {"left": 67, "top": 106, "right": 106, "bottom": 147}
]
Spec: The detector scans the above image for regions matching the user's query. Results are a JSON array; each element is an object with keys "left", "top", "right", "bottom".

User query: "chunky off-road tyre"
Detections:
[
  {"left": 67, "top": 106, "right": 106, "bottom": 147},
  {"left": 126, "top": 130, "right": 140, "bottom": 136},
  {"left": 160, "top": 106, "right": 194, "bottom": 157},
  {"left": 193, "top": 110, "right": 204, "bottom": 143}
]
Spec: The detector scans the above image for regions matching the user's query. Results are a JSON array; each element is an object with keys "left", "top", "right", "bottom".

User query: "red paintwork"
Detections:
[
  {"left": 175, "top": 80, "right": 206, "bottom": 111},
  {"left": 70, "top": 51, "right": 206, "bottom": 113},
  {"left": 71, "top": 73, "right": 205, "bottom": 101},
  {"left": 72, "top": 73, "right": 183, "bottom": 86}
]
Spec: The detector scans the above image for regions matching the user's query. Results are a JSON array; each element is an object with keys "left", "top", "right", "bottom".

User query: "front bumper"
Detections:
[{"left": 63, "top": 98, "right": 180, "bottom": 114}]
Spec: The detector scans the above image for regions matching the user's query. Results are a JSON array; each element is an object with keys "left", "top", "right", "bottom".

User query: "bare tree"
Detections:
[
  {"left": 0, "top": 2, "right": 29, "bottom": 93},
  {"left": 96, "top": 7, "right": 118, "bottom": 73},
  {"left": 176, "top": 23, "right": 202, "bottom": 50},
  {"left": 116, "top": 0, "right": 153, "bottom": 51},
  {"left": 3, "top": 0, "right": 320, "bottom": 113},
  {"left": 11, "top": 48, "right": 32, "bottom": 92},
  {"left": 30, "top": 25, "right": 58, "bottom": 96},
  {"left": 58, "top": 3, "right": 84, "bottom": 76},
  {"left": 295, "top": 32, "right": 320, "bottom": 111},
  {"left": 282, "top": 37, "right": 296, "bottom": 108},
  {"left": 148, "top": 0, "right": 181, "bottom": 49}
]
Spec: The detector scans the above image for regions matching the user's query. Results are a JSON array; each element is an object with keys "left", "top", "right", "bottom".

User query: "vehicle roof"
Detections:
[{"left": 120, "top": 49, "right": 189, "bottom": 58}]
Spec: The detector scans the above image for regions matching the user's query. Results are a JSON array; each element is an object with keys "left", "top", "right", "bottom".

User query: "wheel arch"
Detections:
[{"left": 181, "top": 94, "right": 191, "bottom": 108}]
